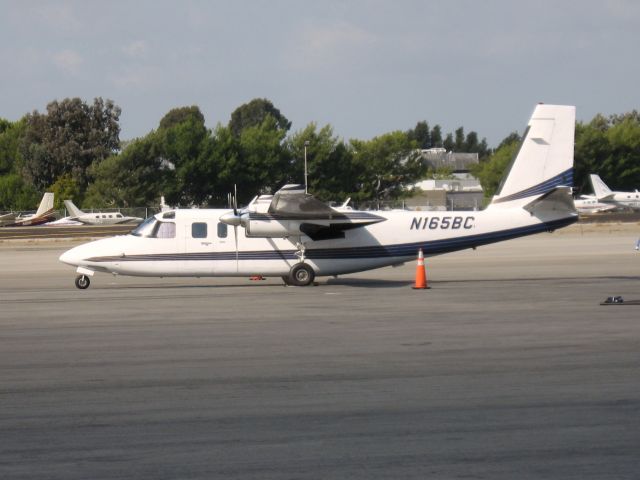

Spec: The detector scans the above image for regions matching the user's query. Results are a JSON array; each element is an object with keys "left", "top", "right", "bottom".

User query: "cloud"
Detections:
[
  {"left": 52, "top": 49, "right": 83, "bottom": 74},
  {"left": 122, "top": 40, "right": 148, "bottom": 58},
  {"left": 110, "top": 65, "right": 160, "bottom": 89},
  {"left": 286, "top": 21, "right": 377, "bottom": 71}
]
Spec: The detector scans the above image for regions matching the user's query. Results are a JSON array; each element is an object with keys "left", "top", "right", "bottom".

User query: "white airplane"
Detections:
[
  {"left": 589, "top": 174, "right": 640, "bottom": 210},
  {"left": 3, "top": 192, "right": 56, "bottom": 227},
  {"left": 0, "top": 211, "right": 18, "bottom": 227},
  {"left": 63, "top": 200, "right": 143, "bottom": 225},
  {"left": 60, "top": 104, "right": 577, "bottom": 290},
  {"left": 573, "top": 195, "right": 616, "bottom": 214}
]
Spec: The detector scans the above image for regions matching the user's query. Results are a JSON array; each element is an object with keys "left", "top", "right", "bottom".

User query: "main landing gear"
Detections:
[
  {"left": 283, "top": 262, "right": 315, "bottom": 287},
  {"left": 75, "top": 274, "right": 91, "bottom": 289}
]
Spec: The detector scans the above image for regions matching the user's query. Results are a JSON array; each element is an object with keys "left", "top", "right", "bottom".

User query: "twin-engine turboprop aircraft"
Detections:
[{"left": 60, "top": 104, "right": 578, "bottom": 289}]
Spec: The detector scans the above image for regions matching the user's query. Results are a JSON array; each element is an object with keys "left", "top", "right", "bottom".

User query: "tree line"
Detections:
[{"left": 1, "top": 97, "right": 639, "bottom": 211}]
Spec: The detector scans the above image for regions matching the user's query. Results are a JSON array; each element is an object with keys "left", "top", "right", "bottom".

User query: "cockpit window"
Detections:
[
  {"left": 131, "top": 216, "right": 156, "bottom": 237},
  {"left": 130, "top": 217, "right": 176, "bottom": 238}
]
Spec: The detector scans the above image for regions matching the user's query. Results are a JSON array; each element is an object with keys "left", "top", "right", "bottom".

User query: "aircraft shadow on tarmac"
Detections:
[
  {"left": 82, "top": 274, "right": 640, "bottom": 291},
  {"left": 97, "top": 278, "right": 413, "bottom": 290}
]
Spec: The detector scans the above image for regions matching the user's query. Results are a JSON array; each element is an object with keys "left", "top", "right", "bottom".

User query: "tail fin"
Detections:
[
  {"left": 489, "top": 104, "right": 575, "bottom": 208},
  {"left": 64, "top": 199, "right": 84, "bottom": 218},
  {"left": 35, "top": 192, "right": 54, "bottom": 217},
  {"left": 589, "top": 174, "right": 614, "bottom": 200}
]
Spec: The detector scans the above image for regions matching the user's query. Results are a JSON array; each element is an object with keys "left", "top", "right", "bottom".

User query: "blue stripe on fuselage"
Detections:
[{"left": 84, "top": 216, "right": 576, "bottom": 263}]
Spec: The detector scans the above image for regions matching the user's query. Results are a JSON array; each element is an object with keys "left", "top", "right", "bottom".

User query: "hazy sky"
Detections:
[{"left": 1, "top": 0, "right": 639, "bottom": 146}]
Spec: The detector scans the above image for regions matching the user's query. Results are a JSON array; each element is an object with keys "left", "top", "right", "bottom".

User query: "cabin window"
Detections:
[
  {"left": 154, "top": 221, "right": 176, "bottom": 239},
  {"left": 217, "top": 222, "right": 228, "bottom": 238},
  {"left": 192, "top": 222, "right": 207, "bottom": 238}
]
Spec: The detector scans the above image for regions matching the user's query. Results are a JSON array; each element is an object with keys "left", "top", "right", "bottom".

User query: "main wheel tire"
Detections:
[
  {"left": 75, "top": 274, "right": 90, "bottom": 289},
  {"left": 289, "top": 263, "right": 315, "bottom": 287}
]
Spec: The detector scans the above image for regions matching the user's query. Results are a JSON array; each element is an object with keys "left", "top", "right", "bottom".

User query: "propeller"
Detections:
[{"left": 233, "top": 185, "right": 239, "bottom": 269}]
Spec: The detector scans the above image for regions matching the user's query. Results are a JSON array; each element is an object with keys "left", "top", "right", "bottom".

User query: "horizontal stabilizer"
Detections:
[{"left": 523, "top": 186, "right": 577, "bottom": 217}]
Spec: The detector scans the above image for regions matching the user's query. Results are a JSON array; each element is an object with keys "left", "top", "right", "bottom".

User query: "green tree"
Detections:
[
  {"left": 0, "top": 173, "right": 39, "bottom": 210},
  {"left": 234, "top": 116, "right": 291, "bottom": 202},
  {"left": 454, "top": 127, "right": 465, "bottom": 151},
  {"left": 286, "top": 123, "right": 356, "bottom": 201},
  {"left": 471, "top": 133, "right": 521, "bottom": 199},
  {"left": 0, "top": 118, "right": 27, "bottom": 175},
  {"left": 158, "top": 105, "right": 205, "bottom": 131},
  {"left": 430, "top": 125, "right": 443, "bottom": 147},
  {"left": 350, "top": 131, "right": 425, "bottom": 202},
  {"left": 49, "top": 173, "right": 81, "bottom": 209},
  {"left": 156, "top": 107, "right": 217, "bottom": 205},
  {"left": 443, "top": 133, "right": 454, "bottom": 151},
  {"left": 407, "top": 121, "right": 431, "bottom": 149},
  {"left": 84, "top": 135, "right": 169, "bottom": 208},
  {"left": 229, "top": 98, "right": 291, "bottom": 137},
  {"left": 20, "top": 97, "right": 121, "bottom": 193}
]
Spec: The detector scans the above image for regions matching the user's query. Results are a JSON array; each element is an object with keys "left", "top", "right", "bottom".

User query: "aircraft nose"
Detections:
[{"left": 59, "top": 247, "right": 81, "bottom": 266}]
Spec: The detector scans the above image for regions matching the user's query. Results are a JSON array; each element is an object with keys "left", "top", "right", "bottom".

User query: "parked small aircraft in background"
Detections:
[
  {"left": 573, "top": 195, "right": 617, "bottom": 214},
  {"left": 63, "top": 200, "right": 143, "bottom": 225},
  {"left": 3, "top": 193, "right": 56, "bottom": 227},
  {"left": 0, "top": 211, "right": 17, "bottom": 227},
  {"left": 589, "top": 174, "right": 640, "bottom": 210},
  {"left": 60, "top": 104, "right": 578, "bottom": 289}
]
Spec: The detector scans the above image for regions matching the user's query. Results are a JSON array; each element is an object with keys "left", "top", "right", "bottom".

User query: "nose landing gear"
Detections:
[{"left": 75, "top": 274, "right": 91, "bottom": 289}]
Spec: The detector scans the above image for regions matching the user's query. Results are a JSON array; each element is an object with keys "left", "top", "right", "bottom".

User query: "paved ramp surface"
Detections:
[{"left": 1, "top": 229, "right": 639, "bottom": 479}]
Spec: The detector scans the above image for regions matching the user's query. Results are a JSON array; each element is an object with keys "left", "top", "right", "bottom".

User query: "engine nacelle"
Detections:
[{"left": 244, "top": 218, "right": 303, "bottom": 238}]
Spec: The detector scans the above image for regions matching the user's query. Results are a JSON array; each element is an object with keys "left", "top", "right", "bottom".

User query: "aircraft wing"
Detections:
[
  {"left": 0, "top": 212, "right": 17, "bottom": 226},
  {"left": 299, "top": 221, "right": 378, "bottom": 241},
  {"left": 268, "top": 184, "right": 342, "bottom": 220},
  {"left": 597, "top": 193, "right": 616, "bottom": 201},
  {"left": 230, "top": 184, "right": 386, "bottom": 240}
]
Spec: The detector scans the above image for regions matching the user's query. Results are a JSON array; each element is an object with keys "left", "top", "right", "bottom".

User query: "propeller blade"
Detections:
[
  {"left": 234, "top": 225, "right": 239, "bottom": 271},
  {"left": 233, "top": 184, "right": 238, "bottom": 216}
]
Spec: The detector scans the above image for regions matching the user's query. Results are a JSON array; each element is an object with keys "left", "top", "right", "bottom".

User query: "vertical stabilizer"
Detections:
[
  {"left": 589, "top": 174, "right": 613, "bottom": 200},
  {"left": 35, "top": 192, "right": 55, "bottom": 217},
  {"left": 64, "top": 200, "right": 84, "bottom": 218},
  {"left": 489, "top": 104, "right": 575, "bottom": 207}
]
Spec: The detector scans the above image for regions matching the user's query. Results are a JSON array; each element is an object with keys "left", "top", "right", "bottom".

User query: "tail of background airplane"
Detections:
[
  {"left": 64, "top": 199, "right": 84, "bottom": 218},
  {"left": 488, "top": 104, "right": 575, "bottom": 209},
  {"left": 589, "top": 174, "right": 614, "bottom": 200},
  {"left": 35, "top": 192, "right": 55, "bottom": 217}
]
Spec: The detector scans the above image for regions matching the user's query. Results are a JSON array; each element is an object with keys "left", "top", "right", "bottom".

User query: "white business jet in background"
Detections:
[
  {"left": 573, "top": 195, "right": 616, "bottom": 214},
  {"left": 589, "top": 174, "right": 640, "bottom": 210},
  {"left": 60, "top": 104, "right": 577, "bottom": 289}
]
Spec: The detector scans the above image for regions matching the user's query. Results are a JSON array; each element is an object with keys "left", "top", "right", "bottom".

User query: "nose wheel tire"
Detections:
[
  {"left": 288, "top": 263, "right": 315, "bottom": 287},
  {"left": 75, "top": 274, "right": 91, "bottom": 289}
]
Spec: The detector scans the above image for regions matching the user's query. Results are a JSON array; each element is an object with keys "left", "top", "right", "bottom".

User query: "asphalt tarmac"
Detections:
[{"left": 1, "top": 225, "right": 639, "bottom": 479}]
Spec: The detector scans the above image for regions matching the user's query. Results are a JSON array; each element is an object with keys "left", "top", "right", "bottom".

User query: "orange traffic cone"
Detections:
[{"left": 412, "top": 248, "right": 430, "bottom": 289}]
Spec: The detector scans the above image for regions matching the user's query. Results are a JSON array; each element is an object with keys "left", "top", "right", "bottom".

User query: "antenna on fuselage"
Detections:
[{"left": 304, "top": 140, "right": 310, "bottom": 194}]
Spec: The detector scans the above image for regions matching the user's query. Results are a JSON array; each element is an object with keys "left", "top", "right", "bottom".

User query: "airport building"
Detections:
[{"left": 407, "top": 148, "right": 485, "bottom": 211}]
